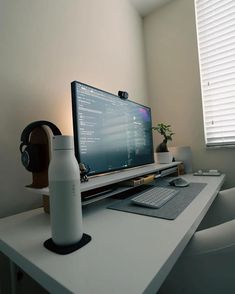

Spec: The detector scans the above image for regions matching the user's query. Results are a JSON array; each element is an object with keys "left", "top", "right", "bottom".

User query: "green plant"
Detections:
[{"left": 152, "top": 123, "right": 174, "bottom": 152}]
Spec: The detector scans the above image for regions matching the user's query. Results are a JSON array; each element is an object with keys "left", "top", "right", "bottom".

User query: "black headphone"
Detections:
[{"left": 20, "top": 120, "right": 62, "bottom": 172}]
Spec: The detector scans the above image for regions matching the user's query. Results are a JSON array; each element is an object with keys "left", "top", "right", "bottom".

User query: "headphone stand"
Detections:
[
  {"left": 25, "top": 126, "right": 50, "bottom": 188},
  {"left": 25, "top": 126, "right": 50, "bottom": 212}
]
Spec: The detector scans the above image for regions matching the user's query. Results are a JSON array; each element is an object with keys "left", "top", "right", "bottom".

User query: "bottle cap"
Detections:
[{"left": 52, "top": 135, "right": 74, "bottom": 150}]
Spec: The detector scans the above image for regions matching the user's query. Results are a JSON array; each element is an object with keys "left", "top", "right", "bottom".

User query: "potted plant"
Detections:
[{"left": 152, "top": 123, "right": 174, "bottom": 164}]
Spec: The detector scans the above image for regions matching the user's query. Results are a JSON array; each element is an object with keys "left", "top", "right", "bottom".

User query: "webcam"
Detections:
[{"left": 118, "top": 91, "right": 128, "bottom": 100}]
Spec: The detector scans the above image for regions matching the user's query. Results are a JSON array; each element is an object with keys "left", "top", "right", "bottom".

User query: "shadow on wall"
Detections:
[{"left": 0, "top": 79, "right": 67, "bottom": 218}]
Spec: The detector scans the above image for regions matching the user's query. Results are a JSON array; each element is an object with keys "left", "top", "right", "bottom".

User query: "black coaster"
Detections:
[{"left": 44, "top": 233, "right": 91, "bottom": 255}]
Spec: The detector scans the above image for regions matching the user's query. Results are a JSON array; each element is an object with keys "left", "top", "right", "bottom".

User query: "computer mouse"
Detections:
[{"left": 169, "top": 177, "right": 189, "bottom": 187}]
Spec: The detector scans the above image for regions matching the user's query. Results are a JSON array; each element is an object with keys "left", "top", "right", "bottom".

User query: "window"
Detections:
[{"left": 194, "top": 0, "right": 235, "bottom": 147}]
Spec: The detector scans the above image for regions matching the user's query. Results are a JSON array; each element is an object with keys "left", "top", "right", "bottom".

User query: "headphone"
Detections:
[{"left": 20, "top": 120, "right": 62, "bottom": 172}]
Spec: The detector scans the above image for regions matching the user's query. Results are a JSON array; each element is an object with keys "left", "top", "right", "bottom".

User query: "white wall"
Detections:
[
  {"left": 144, "top": 0, "right": 235, "bottom": 188},
  {"left": 0, "top": 0, "right": 148, "bottom": 218}
]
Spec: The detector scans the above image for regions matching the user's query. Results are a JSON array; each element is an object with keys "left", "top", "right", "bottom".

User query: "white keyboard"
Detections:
[{"left": 131, "top": 186, "right": 178, "bottom": 209}]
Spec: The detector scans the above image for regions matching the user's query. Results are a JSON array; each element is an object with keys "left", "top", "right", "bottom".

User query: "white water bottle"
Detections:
[{"left": 49, "top": 135, "right": 83, "bottom": 246}]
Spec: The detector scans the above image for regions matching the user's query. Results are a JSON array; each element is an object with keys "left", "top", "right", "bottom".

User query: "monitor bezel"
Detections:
[{"left": 71, "top": 80, "right": 154, "bottom": 176}]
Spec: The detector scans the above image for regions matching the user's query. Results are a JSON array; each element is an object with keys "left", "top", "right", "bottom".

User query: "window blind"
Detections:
[{"left": 194, "top": 0, "right": 235, "bottom": 147}]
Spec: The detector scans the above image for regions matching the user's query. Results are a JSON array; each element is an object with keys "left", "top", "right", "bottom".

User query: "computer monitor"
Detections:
[{"left": 71, "top": 81, "right": 154, "bottom": 176}]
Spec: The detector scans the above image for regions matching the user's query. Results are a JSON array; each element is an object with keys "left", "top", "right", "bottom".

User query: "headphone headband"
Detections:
[{"left": 20, "top": 120, "right": 62, "bottom": 145}]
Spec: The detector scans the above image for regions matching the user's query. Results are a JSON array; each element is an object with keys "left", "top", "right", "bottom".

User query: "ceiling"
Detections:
[{"left": 130, "top": 0, "right": 174, "bottom": 16}]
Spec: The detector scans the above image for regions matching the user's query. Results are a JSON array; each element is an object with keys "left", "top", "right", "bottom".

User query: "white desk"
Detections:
[{"left": 0, "top": 174, "right": 225, "bottom": 294}]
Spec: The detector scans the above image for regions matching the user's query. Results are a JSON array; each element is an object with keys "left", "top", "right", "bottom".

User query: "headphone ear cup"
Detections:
[{"left": 21, "top": 144, "right": 47, "bottom": 172}]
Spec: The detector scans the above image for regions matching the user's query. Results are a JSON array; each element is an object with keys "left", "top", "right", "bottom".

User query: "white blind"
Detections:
[{"left": 195, "top": 0, "right": 235, "bottom": 147}]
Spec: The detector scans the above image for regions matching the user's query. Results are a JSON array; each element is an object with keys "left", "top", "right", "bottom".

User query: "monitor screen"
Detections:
[{"left": 71, "top": 81, "right": 154, "bottom": 176}]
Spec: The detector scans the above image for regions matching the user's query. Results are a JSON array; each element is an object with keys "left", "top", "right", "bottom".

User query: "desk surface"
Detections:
[{"left": 0, "top": 174, "right": 225, "bottom": 294}]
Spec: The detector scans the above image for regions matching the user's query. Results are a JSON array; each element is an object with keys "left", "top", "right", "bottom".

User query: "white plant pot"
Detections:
[{"left": 155, "top": 152, "right": 173, "bottom": 164}]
